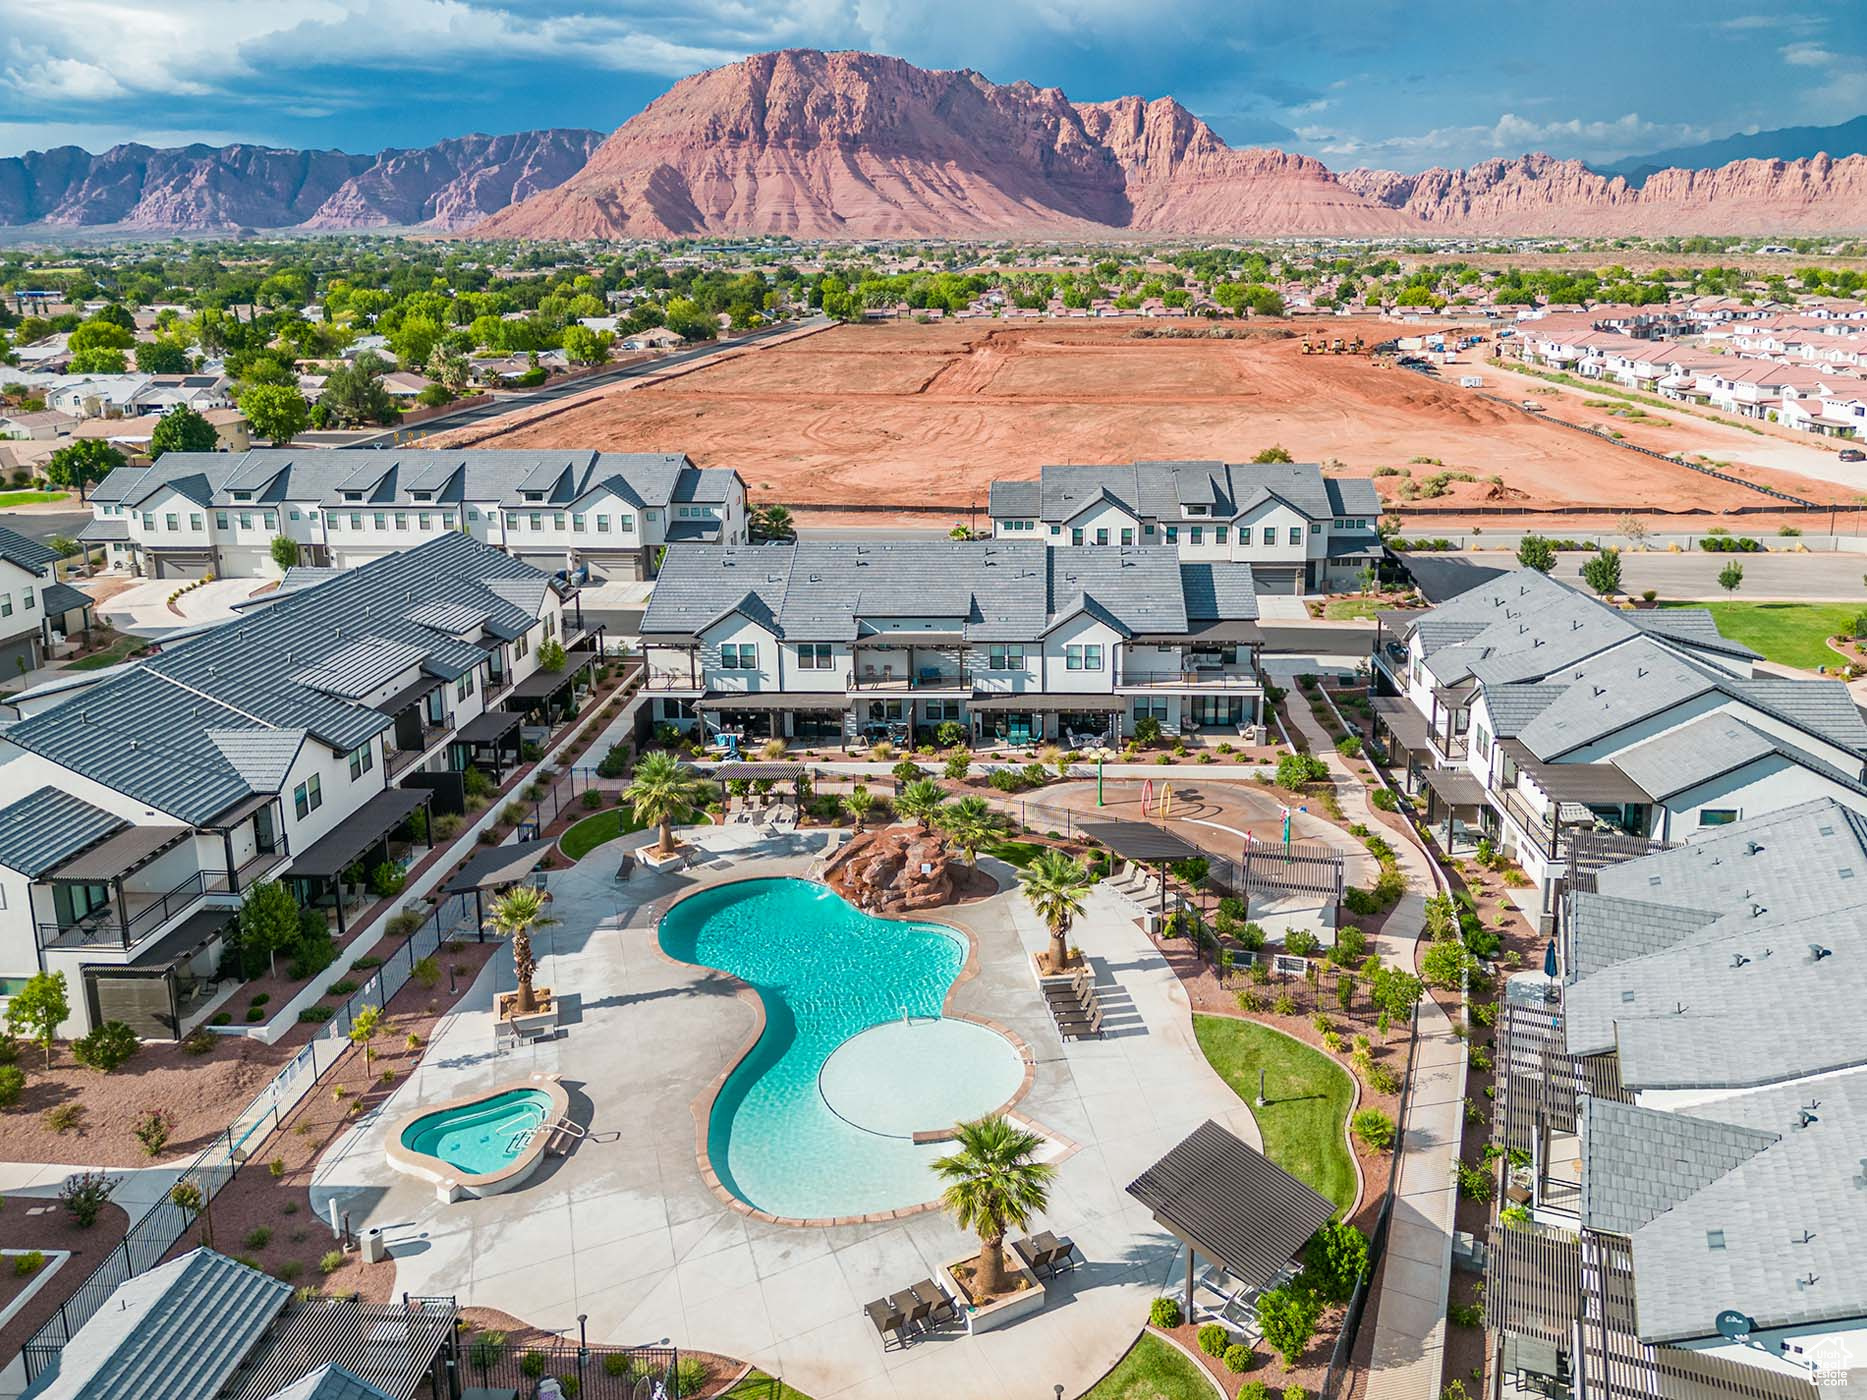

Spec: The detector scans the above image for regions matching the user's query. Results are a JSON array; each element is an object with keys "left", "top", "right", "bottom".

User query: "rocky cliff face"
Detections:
[
  {"left": 1338, "top": 150, "right": 1867, "bottom": 235},
  {"left": 0, "top": 130, "right": 602, "bottom": 230}
]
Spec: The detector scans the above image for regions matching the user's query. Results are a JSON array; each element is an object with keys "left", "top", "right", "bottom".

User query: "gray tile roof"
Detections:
[
  {"left": 260, "top": 1365, "right": 397, "bottom": 1400},
  {"left": 986, "top": 460, "right": 1374, "bottom": 525},
  {"left": 292, "top": 638, "right": 427, "bottom": 700},
  {"left": 1179, "top": 563, "right": 1261, "bottom": 621},
  {"left": 1628, "top": 1068, "right": 1867, "bottom": 1342},
  {"left": 1609, "top": 715, "right": 1779, "bottom": 801},
  {"left": 1729, "top": 677, "right": 1867, "bottom": 756},
  {"left": 1480, "top": 682, "right": 1564, "bottom": 737},
  {"left": 25, "top": 1247, "right": 290, "bottom": 1400},
  {"left": 1565, "top": 891, "right": 1722, "bottom": 978},
  {"left": 643, "top": 541, "right": 1240, "bottom": 644},
  {"left": 40, "top": 582, "right": 91, "bottom": 619},
  {"left": 1514, "top": 638, "right": 1720, "bottom": 759},
  {"left": 207, "top": 729, "right": 305, "bottom": 794},
  {"left": 4, "top": 533, "right": 553, "bottom": 824},
  {"left": 0, "top": 524, "right": 57, "bottom": 574},
  {"left": 1629, "top": 607, "right": 1762, "bottom": 661},
  {"left": 1579, "top": 1096, "right": 1777, "bottom": 1238},
  {"left": 0, "top": 786, "right": 125, "bottom": 878}
]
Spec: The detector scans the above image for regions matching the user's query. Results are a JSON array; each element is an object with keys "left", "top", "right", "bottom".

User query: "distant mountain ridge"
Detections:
[
  {"left": 0, "top": 129, "right": 603, "bottom": 231},
  {"left": 1600, "top": 115, "right": 1867, "bottom": 185}
]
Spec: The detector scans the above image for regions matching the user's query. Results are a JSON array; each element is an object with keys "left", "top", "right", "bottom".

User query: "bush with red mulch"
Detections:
[{"left": 0, "top": 1196, "right": 131, "bottom": 1363}]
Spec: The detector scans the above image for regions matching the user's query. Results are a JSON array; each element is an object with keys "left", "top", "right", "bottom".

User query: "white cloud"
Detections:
[
  {"left": 0, "top": 120, "right": 269, "bottom": 153},
  {"left": 1304, "top": 111, "right": 1712, "bottom": 169},
  {"left": 1780, "top": 41, "right": 1836, "bottom": 66}
]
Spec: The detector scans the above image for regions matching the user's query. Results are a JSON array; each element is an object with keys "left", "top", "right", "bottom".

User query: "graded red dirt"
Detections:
[{"left": 441, "top": 319, "right": 1849, "bottom": 519}]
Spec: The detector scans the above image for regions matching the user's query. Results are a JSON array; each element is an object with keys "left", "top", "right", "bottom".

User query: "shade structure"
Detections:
[
  {"left": 1075, "top": 819, "right": 1200, "bottom": 864},
  {"left": 454, "top": 708, "right": 521, "bottom": 745},
  {"left": 440, "top": 838, "right": 555, "bottom": 896},
  {"left": 1127, "top": 1119, "right": 1337, "bottom": 1296},
  {"left": 1423, "top": 766, "right": 1487, "bottom": 807},
  {"left": 1497, "top": 740, "right": 1653, "bottom": 803},
  {"left": 696, "top": 692, "right": 847, "bottom": 711},
  {"left": 505, "top": 668, "right": 577, "bottom": 702},
  {"left": 707, "top": 762, "right": 813, "bottom": 781},
  {"left": 1372, "top": 696, "right": 1430, "bottom": 753},
  {"left": 47, "top": 824, "right": 192, "bottom": 883},
  {"left": 373, "top": 672, "right": 444, "bottom": 716},
  {"left": 289, "top": 787, "right": 431, "bottom": 880}
]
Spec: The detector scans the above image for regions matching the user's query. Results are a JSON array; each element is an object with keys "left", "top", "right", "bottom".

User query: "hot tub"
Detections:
[{"left": 386, "top": 1073, "right": 571, "bottom": 1201}]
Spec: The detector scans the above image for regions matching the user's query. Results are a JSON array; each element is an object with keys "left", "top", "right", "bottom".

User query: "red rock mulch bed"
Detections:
[
  {"left": 457, "top": 1309, "right": 747, "bottom": 1398},
  {"left": 157, "top": 941, "right": 501, "bottom": 1297},
  {"left": 0, "top": 1198, "right": 131, "bottom": 1364},
  {"left": 1154, "top": 1312, "right": 1340, "bottom": 1398}
]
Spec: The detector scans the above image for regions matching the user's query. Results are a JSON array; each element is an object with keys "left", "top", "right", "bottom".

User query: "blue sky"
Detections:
[{"left": 1, "top": 0, "right": 1862, "bottom": 168}]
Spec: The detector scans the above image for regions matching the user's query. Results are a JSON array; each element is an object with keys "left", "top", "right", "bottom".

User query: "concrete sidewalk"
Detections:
[{"left": 1264, "top": 664, "right": 1465, "bottom": 1400}]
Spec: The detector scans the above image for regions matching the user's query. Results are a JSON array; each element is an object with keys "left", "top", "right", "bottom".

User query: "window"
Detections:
[
  {"left": 418, "top": 513, "right": 431, "bottom": 531},
  {"left": 530, "top": 512, "right": 543, "bottom": 532},
  {"left": 1050, "top": 524, "right": 1061, "bottom": 536},
  {"left": 373, "top": 513, "right": 386, "bottom": 531},
  {"left": 141, "top": 513, "right": 155, "bottom": 530},
  {"left": 394, "top": 513, "right": 408, "bottom": 531},
  {"left": 1164, "top": 526, "right": 1179, "bottom": 544},
  {"left": 796, "top": 643, "right": 832, "bottom": 669},
  {"left": 215, "top": 511, "right": 229, "bottom": 530},
  {"left": 1239, "top": 527, "right": 1252, "bottom": 545},
  {"left": 1065, "top": 644, "right": 1103, "bottom": 671},
  {"left": 1071, "top": 528, "right": 1085, "bottom": 546},
  {"left": 1133, "top": 696, "right": 1169, "bottom": 721},
  {"left": 441, "top": 513, "right": 454, "bottom": 529},
  {"left": 1700, "top": 809, "right": 1740, "bottom": 827},
  {"left": 264, "top": 512, "right": 277, "bottom": 530},
  {"left": 327, "top": 514, "right": 342, "bottom": 531},
  {"left": 238, "top": 512, "right": 252, "bottom": 530},
  {"left": 347, "top": 743, "right": 374, "bottom": 780},
  {"left": 0, "top": 594, "right": 10, "bottom": 618},
  {"left": 1215, "top": 526, "right": 1229, "bottom": 544},
  {"left": 164, "top": 513, "right": 178, "bottom": 532},
  {"left": 572, "top": 513, "right": 586, "bottom": 533},
  {"left": 514, "top": 631, "right": 530, "bottom": 659},
  {"left": 466, "top": 508, "right": 480, "bottom": 522},
  {"left": 1473, "top": 727, "right": 1491, "bottom": 761},
  {"left": 987, "top": 644, "right": 1025, "bottom": 670},
  {"left": 289, "top": 510, "right": 301, "bottom": 521},
  {"left": 1189, "top": 526, "right": 1203, "bottom": 545},
  {"left": 619, "top": 513, "right": 635, "bottom": 533},
  {"left": 456, "top": 671, "right": 474, "bottom": 700},
  {"left": 720, "top": 642, "right": 757, "bottom": 669},
  {"left": 1094, "top": 528, "right": 1109, "bottom": 546},
  {"left": 293, "top": 774, "right": 323, "bottom": 819},
  {"left": 190, "top": 513, "right": 203, "bottom": 532},
  {"left": 349, "top": 513, "right": 362, "bottom": 530},
  {"left": 553, "top": 513, "right": 566, "bottom": 532},
  {"left": 596, "top": 515, "right": 610, "bottom": 534},
  {"left": 21, "top": 588, "right": 33, "bottom": 610},
  {"left": 1288, "top": 527, "right": 1302, "bottom": 545},
  {"left": 1310, "top": 522, "right": 1322, "bottom": 536},
  {"left": 1143, "top": 523, "right": 1155, "bottom": 536}
]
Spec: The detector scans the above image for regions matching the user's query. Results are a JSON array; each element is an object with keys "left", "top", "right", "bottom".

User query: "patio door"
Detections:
[
  {"left": 1006, "top": 712, "right": 1036, "bottom": 745},
  {"left": 254, "top": 804, "right": 280, "bottom": 857}
]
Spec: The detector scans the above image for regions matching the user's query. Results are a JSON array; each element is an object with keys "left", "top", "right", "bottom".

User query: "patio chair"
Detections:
[
  {"left": 1045, "top": 1236, "right": 1078, "bottom": 1274},
  {"left": 865, "top": 1299, "right": 908, "bottom": 1350},
  {"left": 895, "top": 1289, "right": 932, "bottom": 1333},
  {"left": 1056, "top": 1003, "right": 1105, "bottom": 1041},
  {"left": 912, "top": 1278, "right": 959, "bottom": 1327},
  {"left": 1011, "top": 1236, "right": 1051, "bottom": 1277}
]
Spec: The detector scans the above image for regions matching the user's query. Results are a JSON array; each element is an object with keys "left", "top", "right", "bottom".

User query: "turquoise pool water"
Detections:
[
  {"left": 400, "top": 1089, "right": 553, "bottom": 1175},
  {"left": 658, "top": 877, "right": 1025, "bottom": 1219}
]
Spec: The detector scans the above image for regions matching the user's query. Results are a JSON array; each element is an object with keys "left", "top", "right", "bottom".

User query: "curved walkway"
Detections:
[{"left": 1262, "top": 665, "right": 1466, "bottom": 1400}]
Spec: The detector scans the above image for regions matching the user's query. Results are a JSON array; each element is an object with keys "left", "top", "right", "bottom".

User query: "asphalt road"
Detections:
[
  {"left": 346, "top": 316, "right": 833, "bottom": 448},
  {"left": 1548, "top": 549, "right": 1867, "bottom": 601}
]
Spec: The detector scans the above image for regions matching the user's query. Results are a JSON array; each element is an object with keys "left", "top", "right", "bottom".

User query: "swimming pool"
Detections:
[
  {"left": 658, "top": 877, "right": 1028, "bottom": 1220},
  {"left": 401, "top": 1088, "right": 554, "bottom": 1175}
]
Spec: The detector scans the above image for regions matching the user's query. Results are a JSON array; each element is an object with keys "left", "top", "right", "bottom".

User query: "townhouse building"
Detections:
[
  {"left": 0, "top": 525, "right": 93, "bottom": 675},
  {"left": 1371, "top": 569, "right": 1867, "bottom": 927},
  {"left": 987, "top": 460, "right": 1383, "bottom": 595},
  {"left": 639, "top": 540, "right": 1264, "bottom": 748},
  {"left": 1486, "top": 799, "right": 1867, "bottom": 1400},
  {"left": 0, "top": 532, "right": 595, "bottom": 1039},
  {"left": 80, "top": 448, "right": 747, "bottom": 581}
]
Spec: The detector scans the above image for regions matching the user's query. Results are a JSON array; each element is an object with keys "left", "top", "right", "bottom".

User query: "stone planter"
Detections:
[
  {"left": 941, "top": 1253, "right": 1045, "bottom": 1334},
  {"left": 638, "top": 844, "right": 689, "bottom": 871}
]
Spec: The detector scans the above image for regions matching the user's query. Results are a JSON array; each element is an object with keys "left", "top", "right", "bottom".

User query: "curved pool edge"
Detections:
[
  {"left": 385, "top": 1073, "right": 570, "bottom": 1202},
  {"left": 650, "top": 873, "right": 1045, "bottom": 1230}
]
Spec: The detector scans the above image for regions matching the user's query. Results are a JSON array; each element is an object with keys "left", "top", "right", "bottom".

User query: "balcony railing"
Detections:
[
  {"left": 640, "top": 670, "right": 704, "bottom": 693},
  {"left": 849, "top": 670, "right": 969, "bottom": 692},
  {"left": 1116, "top": 668, "right": 1261, "bottom": 690},
  {"left": 1499, "top": 788, "right": 1560, "bottom": 860}
]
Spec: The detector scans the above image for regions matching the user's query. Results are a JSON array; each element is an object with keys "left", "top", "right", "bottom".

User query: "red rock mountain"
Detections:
[
  {"left": 479, "top": 50, "right": 1867, "bottom": 239},
  {"left": 0, "top": 130, "right": 602, "bottom": 230}
]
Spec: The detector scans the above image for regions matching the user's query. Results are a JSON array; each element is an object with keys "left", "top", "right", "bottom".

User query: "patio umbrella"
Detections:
[{"left": 1543, "top": 938, "right": 1558, "bottom": 979}]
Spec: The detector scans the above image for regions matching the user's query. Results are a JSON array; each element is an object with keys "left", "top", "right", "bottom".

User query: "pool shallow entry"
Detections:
[{"left": 658, "top": 877, "right": 1030, "bottom": 1220}]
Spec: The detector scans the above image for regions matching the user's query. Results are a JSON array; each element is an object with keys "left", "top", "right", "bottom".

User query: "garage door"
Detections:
[
  {"left": 579, "top": 551, "right": 643, "bottom": 583},
  {"left": 151, "top": 553, "right": 213, "bottom": 581},
  {"left": 1255, "top": 566, "right": 1303, "bottom": 595}
]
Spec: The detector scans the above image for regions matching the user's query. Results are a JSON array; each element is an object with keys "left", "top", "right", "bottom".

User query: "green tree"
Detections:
[
  {"left": 67, "top": 320, "right": 134, "bottom": 355},
  {"left": 320, "top": 353, "right": 398, "bottom": 427},
  {"left": 624, "top": 750, "right": 709, "bottom": 857},
  {"left": 7, "top": 971, "right": 69, "bottom": 1067},
  {"left": 937, "top": 794, "right": 1004, "bottom": 863},
  {"left": 488, "top": 887, "right": 557, "bottom": 1017},
  {"left": 426, "top": 346, "right": 471, "bottom": 395},
  {"left": 841, "top": 784, "right": 875, "bottom": 833},
  {"left": 749, "top": 504, "right": 795, "bottom": 542},
  {"left": 348, "top": 1004, "right": 382, "bottom": 1076},
  {"left": 1516, "top": 535, "right": 1557, "bottom": 573},
  {"left": 895, "top": 777, "right": 947, "bottom": 829},
  {"left": 1579, "top": 548, "right": 1622, "bottom": 597},
  {"left": 67, "top": 347, "right": 127, "bottom": 374},
  {"left": 1020, "top": 849, "right": 1092, "bottom": 973},
  {"left": 149, "top": 405, "right": 218, "bottom": 460},
  {"left": 1718, "top": 561, "right": 1745, "bottom": 595},
  {"left": 931, "top": 1115, "right": 1056, "bottom": 1299},
  {"left": 270, "top": 536, "right": 299, "bottom": 571},
  {"left": 238, "top": 880, "right": 300, "bottom": 978},
  {"left": 1252, "top": 445, "right": 1294, "bottom": 463},
  {"left": 239, "top": 384, "right": 310, "bottom": 446},
  {"left": 560, "top": 325, "right": 610, "bottom": 366},
  {"left": 45, "top": 440, "right": 125, "bottom": 498},
  {"left": 536, "top": 639, "right": 567, "bottom": 672},
  {"left": 169, "top": 1176, "right": 211, "bottom": 1248},
  {"left": 1303, "top": 1220, "right": 1370, "bottom": 1303},
  {"left": 134, "top": 341, "right": 190, "bottom": 374}
]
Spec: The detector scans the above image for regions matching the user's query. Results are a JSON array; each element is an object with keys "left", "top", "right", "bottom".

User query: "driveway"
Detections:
[
  {"left": 311, "top": 824, "right": 1261, "bottom": 1399},
  {"left": 93, "top": 577, "right": 274, "bottom": 636}
]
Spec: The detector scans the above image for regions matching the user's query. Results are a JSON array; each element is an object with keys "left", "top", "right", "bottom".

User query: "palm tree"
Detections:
[
  {"left": 938, "top": 795, "right": 1003, "bottom": 864},
  {"left": 489, "top": 886, "right": 557, "bottom": 1016},
  {"left": 842, "top": 784, "right": 875, "bottom": 834},
  {"left": 625, "top": 750, "right": 707, "bottom": 856},
  {"left": 932, "top": 1115, "right": 1055, "bottom": 1299},
  {"left": 751, "top": 504, "right": 795, "bottom": 541},
  {"left": 1021, "top": 849, "right": 1092, "bottom": 973},
  {"left": 896, "top": 777, "right": 947, "bottom": 829}
]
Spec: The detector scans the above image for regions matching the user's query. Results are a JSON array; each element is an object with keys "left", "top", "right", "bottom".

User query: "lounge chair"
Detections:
[
  {"left": 912, "top": 1278, "right": 959, "bottom": 1327},
  {"left": 865, "top": 1298, "right": 907, "bottom": 1350},
  {"left": 1042, "top": 967, "right": 1092, "bottom": 1002},
  {"left": 1056, "top": 1004, "right": 1105, "bottom": 1040}
]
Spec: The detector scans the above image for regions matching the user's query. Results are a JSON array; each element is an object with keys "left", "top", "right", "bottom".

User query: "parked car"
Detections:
[
  {"left": 1840, "top": 447, "right": 1865, "bottom": 463},
  {"left": 1521, "top": 400, "right": 1546, "bottom": 413}
]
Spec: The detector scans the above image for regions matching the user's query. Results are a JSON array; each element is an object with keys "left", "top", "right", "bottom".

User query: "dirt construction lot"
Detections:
[{"left": 453, "top": 318, "right": 1849, "bottom": 517}]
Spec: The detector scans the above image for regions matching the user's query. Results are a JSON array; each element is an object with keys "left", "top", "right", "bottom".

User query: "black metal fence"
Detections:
[
  {"left": 509, "top": 762, "right": 605, "bottom": 838},
  {"left": 462, "top": 1336, "right": 682, "bottom": 1398},
  {"left": 22, "top": 889, "right": 481, "bottom": 1383}
]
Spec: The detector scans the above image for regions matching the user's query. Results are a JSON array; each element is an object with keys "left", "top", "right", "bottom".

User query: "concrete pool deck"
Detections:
[{"left": 311, "top": 823, "right": 1261, "bottom": 1399}]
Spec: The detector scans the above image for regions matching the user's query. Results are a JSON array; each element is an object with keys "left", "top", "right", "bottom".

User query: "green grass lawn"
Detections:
[
  {"left": 559, "top": 807, "right": 646, "bottom": 860},
  {"left": 1083, "top": 1333, "right": 1216, "bottom": 1400},
  {"left": 1321, "top": 597, "right": 1382, "bottom": 621},
  {"left": 1193, "top": 1014, "right": 1356, "bottom": 1215},
  {"left": 984, "top": 837, "right": 1046, "bottom": 868},
  {"left": 66, "top": 634, "right": 149, "bottom": 672},
  {"left": 1659, "top": 600, "right": 1858, "bottom": 672},
  {"left": 719, "top": 1370, "right": 817, "bottom": 1400},
  {"left": 0, "top": 489, "right": 70, "bottom": 508}
]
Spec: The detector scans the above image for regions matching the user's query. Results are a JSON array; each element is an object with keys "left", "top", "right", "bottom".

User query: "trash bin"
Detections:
[{"left": 362, "top": 1228, "right": 387, "bottom": 1264}]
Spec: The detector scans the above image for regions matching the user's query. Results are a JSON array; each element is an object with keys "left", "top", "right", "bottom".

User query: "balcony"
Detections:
[
  {"left": 386, "top": 727, "right": 449, "bottom": 776},
  {"left": 1115, "top": 667, "right": 1261, "bottom": 691},
  {"left": 37, "top": 847, "right": 287, "bottom": 952},
  {"left": 1499, "top": 788, "right": 1560, "bottom": 861},
  {"left": 849, "top": 668, "right": 970, "bottom": 692}
]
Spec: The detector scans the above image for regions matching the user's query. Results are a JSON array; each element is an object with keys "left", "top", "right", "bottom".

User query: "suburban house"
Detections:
[
  {"left": 79, "top": 448, "right": 747, "bottom": 581},
  {"left": 0, "top": 525, "right": 92, "bottom": 676},
  {"left": 987, "top": 460, "right": 1383, "bottom": 594},
  {"left": 0, "top": 532, "right": 600, "bottom": 1039},
  {"left": 1486, "top": 798, "right": 1867, "bottom": 1400},
  {"left": 1371, "top": 569, "right": 1867, "bottom": 927},
  {"left": 639, "top": 540, "right": 1264, "bottom": 748}
]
